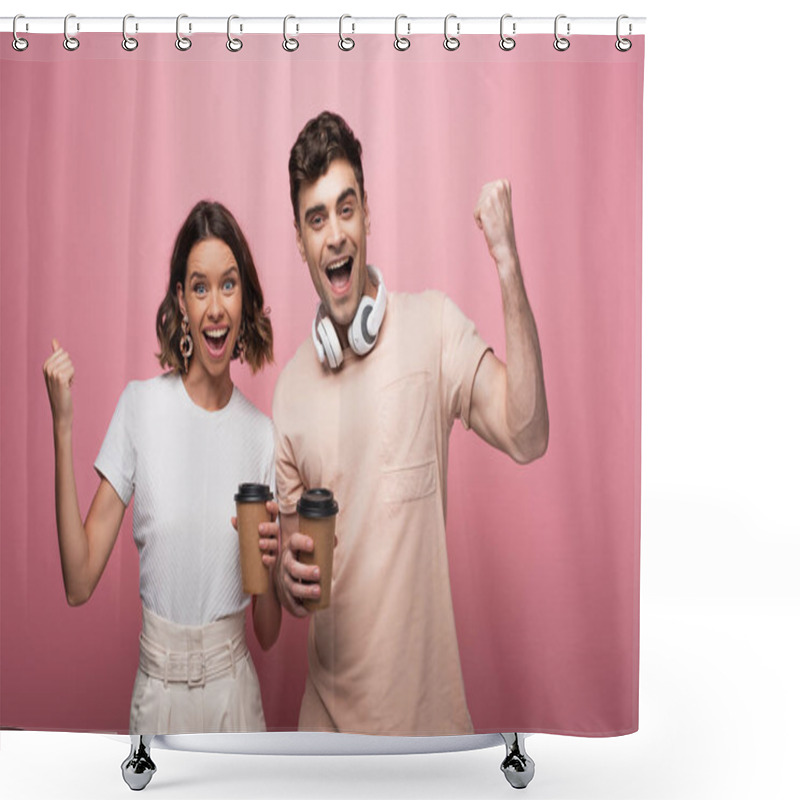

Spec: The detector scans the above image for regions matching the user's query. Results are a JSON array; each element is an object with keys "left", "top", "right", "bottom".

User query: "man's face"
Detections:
[{"left": 295, "top": 158, "right": 370, "bottom": 334}]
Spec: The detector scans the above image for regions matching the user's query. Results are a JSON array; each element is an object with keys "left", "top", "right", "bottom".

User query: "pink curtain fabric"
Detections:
[{"left": 0, "top": 33, "right": 643, "bottom": 735}]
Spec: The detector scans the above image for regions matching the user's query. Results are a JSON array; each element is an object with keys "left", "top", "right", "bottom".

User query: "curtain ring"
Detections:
[
  {"left": 176, "top": 14, "right": 192, "bottom": 51},
  {"left": 443, "top": 14, "right": 460, "bottom": 51},
  {"left": 12, "top": 14, "right": 29, "bottom": 52},
  {"left": 615, "top": 14, "right": 632, "bottom": 52},
  {"left": 283, "top": 15, "right": 299, "bottom": 52},
  {"left": 394, "top": 15, "right": 410, "bottom": 51},
  {"left": 63, "top": 13, "right": 80, "bottom": 51},
  {"left": 553, "top": 14, "right": 570, "bottom": 52},
  {"left": 227, "top": 15, "right": 243, "bottom": 52},
  {"left": 499, "top": 14, "right": 516, "bottom": 51},
  {"left": 339, "top": 15, "right": 355, "bottom": 51},
  {"left": 122, "top": 14, "right": 138, "bottom": 51}
]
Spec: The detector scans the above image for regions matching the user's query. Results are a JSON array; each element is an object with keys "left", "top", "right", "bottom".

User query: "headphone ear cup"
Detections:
[
  {"left": 348, "top": 295, "right": 376, "bottom": 355},
  {"left": 311, "top": 313, "right": 326, "bottom": 364},
  {"left": 317, "top": 316, "right": 343, "bottom": 369}
]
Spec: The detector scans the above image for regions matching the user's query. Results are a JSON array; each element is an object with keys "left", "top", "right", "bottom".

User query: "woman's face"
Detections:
[{"left": 177, "top": 237, "right": 243, "bottom": 382}]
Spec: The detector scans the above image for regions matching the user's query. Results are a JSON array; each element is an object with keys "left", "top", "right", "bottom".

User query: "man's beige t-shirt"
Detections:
[{"left": 273, "top": 290, "right": 489, "bottom": 735}]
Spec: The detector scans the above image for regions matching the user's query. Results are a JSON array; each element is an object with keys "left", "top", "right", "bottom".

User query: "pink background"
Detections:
[{"left": 0, "top": 33, "right": 642, "bottom": 735}]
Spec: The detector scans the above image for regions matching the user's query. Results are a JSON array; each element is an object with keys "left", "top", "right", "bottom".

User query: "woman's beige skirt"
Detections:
[{"left": 129, "top": 606, "right": 266, "bottom": 734}]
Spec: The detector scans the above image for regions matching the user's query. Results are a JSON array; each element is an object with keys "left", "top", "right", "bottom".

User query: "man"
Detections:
[{"left": 272, "top": 111, "right": 548, "bottom": 735}]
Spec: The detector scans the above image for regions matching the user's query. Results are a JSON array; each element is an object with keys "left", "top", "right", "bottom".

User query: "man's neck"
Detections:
[{"left": 334, "top": 268, "right": 379, "bottom": 349}]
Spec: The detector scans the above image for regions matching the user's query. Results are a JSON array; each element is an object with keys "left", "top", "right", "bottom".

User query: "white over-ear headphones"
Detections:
[{"left": 312, "top": 265, "right": 387, "bottom": 369}]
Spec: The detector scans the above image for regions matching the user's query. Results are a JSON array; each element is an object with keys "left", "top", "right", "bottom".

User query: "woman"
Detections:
[{"left": 42, "top": 200, "right": 281, "bottom": 735}]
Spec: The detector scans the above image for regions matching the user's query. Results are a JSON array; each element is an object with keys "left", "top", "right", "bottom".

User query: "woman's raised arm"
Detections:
[{"left": 44, "top": 339, "right": 126, "bottom": 606}]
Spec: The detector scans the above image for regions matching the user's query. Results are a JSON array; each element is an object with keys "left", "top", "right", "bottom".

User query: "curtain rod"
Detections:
[{"left": 1, "top": 16, "right": 646, "bottom": 36}]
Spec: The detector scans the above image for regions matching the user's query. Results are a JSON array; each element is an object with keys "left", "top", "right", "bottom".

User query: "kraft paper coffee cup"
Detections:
[
  {"left": 297, "top": 488, "right": 339, "bottom": 611},
  {"left": 234, "top": 483, "right": 273, "bottom": 595}
]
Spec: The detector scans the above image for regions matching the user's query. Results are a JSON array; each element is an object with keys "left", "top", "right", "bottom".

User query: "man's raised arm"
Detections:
[{"left": 468, "top": 179, "right": 549, "bottom": 464}]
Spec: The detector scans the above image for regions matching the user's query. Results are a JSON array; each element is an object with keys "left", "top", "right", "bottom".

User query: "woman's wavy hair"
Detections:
[{"left": 156, "top": 200, "right": 273, "bottom": 374}]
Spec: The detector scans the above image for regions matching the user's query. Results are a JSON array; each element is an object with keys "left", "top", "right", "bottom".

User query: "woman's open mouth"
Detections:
[
  {"left": 325, "top": 256, "right": 353, "bottom": 295},
  {"left": 202, "top": 327, "right": 229, "bottom": 358}
]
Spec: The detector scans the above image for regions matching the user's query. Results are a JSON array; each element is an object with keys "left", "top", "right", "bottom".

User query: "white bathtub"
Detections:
[{"left": 118, "top": 731, "right": 535, "bottom": 790}]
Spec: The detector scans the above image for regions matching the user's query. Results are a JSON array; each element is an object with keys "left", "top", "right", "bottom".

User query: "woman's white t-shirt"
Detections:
[{"left": 95, "top": 373, "right": 274, "bottom": 625}]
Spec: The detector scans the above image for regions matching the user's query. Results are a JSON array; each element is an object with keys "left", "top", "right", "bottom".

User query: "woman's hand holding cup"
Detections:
[
  {"left": 233, "top": 484, "right": 275, "bottom": 595},
  {"left": 257, "top": 500, "right": 281, "bottom": 569},
  {"left": 231, "top": 500, "right": 281, "bottom": 571}
]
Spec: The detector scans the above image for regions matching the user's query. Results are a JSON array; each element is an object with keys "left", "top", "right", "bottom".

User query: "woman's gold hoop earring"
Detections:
[{"left": 179, "top": 315, "right": 193, "bottom": 372}]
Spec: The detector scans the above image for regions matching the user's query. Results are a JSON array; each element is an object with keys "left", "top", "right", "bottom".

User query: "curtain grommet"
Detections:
[
  {"left": 226, "top": 15, "right": 243, "bottom": 52},
  {"left": 394, "top": 15, "right": 410, "bottom": 51},
  {"left": 175, "top": 14, "right": 192, "bottom": 51},
  {"left": 615, "top": 15, "right": 632, "bottom": 52},
  {"left": 122, "top": 14, "right": 139, "bottom": 51},
  {"left": 553, "top": 14, "right": 570, "bottom": 52},
  {"left": 283, "top": 15, "right": 299, "bottom": 52},
  {"left": 12, "top": 14, "right": 29, "bottom": 52},
  {"left": 499, "top": 14, "right": 516, "bottom": 51},
  {"left": 339, "top": 14, "right": 355, "bottom": 51},
  {"left": 443, "top": 14, "right": 460, "bottom": 51},
  {"left": 63, "top": 13, "right": 80, "bottom": 51}
]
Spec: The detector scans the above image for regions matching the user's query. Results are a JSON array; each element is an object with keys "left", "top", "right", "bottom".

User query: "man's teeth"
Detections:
[
  {"left": 326, "top": 259, "right": 353, "bottom": 292},
  {"left": 326, "top": 257, "right": 351, "bottom": 274}
]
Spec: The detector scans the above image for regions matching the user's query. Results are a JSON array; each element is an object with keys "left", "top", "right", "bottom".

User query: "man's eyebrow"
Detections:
[
  {"left": 304, "top": 203, "right": 326, "bottom": 223},
  {"left": 303, "top": 188, "right": 358, "bottom": 224},
  {"left": 337, "top": 187, "right": 357, "bottom": 206}
]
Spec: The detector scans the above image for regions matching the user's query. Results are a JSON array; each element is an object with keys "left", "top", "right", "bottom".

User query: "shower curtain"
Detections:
[{"left": 0, "top": 28, "right": 643, "bottom": 737}]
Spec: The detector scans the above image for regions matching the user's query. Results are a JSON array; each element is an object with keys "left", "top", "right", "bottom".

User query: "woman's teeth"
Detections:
[{"left": 203, "top": 329, "right": 229, "bottom": 354}]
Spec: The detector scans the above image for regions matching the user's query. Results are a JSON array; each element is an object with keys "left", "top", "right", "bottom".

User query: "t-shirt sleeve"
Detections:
[
  {"left": 441, "top": 294, "right": 492, "bottom": 431},
  {"left": 272, "top": 377, "right": 305, "bottom": 517},
  {"left": 94, "top": 383, "right": 136, "bottom": 506},
  {"left": 264, "top": 417, "right": 277, "bottom": 498}
]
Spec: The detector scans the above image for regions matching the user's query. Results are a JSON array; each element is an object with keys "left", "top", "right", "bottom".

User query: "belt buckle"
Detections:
[{"left": 187, "top": 651, "right": 205, "bottom": 687}]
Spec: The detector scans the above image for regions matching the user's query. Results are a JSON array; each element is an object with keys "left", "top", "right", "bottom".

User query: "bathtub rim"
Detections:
[{"left": 106, "top": 731, "right": 523, "bottom": 756}]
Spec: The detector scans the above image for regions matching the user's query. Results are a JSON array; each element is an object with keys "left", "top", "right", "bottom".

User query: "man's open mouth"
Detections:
[
  {"left": 325, "top": 257, "right": 353, "bottom": 292},
  {"left": 203, "top": 327, "right": 229, "bottom": 357}
]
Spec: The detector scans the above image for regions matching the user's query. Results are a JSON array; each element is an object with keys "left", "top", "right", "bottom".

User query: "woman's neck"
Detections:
[{"left": 180, "top": 368, "right": 234, "bottom": 411}]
